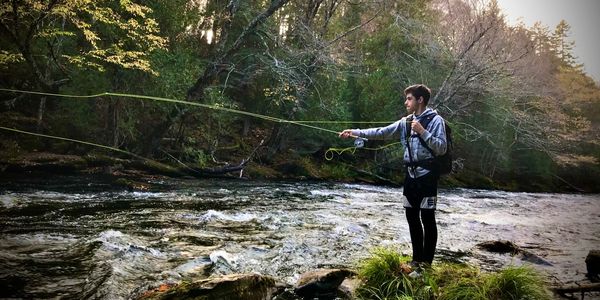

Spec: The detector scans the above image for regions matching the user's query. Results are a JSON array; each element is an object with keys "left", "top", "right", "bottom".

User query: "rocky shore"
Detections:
[
  {"left": 136, "top": 247, "right": 600, "bottom": 299},
  {"left": 138, "top": 269, "right": 359, "bottom": 300}
]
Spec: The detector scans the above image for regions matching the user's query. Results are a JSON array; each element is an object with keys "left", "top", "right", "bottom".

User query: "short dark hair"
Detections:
[{"left": 404, "top": 84, "right": 431, "bottom": 105}]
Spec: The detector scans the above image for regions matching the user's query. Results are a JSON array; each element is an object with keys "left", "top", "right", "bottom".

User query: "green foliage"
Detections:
[
  {"left": 49, "top": 96, "right": 104, "bottom": 142},
  {"left": 319, "top": 163, "right": 352, "bottom": 180},
  {"left": 0, "top": 0, "right": 166, "bottom": 76},
  {"left": 508, "top": 149, "right": 555, "bottom": 191},
  {"left": 485, "top": 266, "right": 552, "bottom": 300},
  {"left": 356, "top": 69, "right": 402, "bottom": 122},
  {"left": 183, "top": 145, "right": 210, "bottom": 168},
  {"left": 148, "top": 49, "right": 205, "bottom": 98},
  {"left": 356, "top": 249, "right": 552, "bottom": 300}
]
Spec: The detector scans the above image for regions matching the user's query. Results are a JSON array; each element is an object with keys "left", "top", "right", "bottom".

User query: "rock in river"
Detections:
[
  {"left": 138, "top": 273, "right": 279, "bottom": 300},
  {"left": 586, "top": 250, "right": 600, "bottom": 282},
  {"left": 294, "top": 268, "right": 356, "bottom": 299}
]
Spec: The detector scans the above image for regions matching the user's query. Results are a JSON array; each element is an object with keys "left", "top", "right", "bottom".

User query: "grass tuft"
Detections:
[
  {"left": 356, "top": 247, "right": 432, "bottom": 300},
  {"left": 356, "top": 248, "right": 553, "bottom": 300},
  {"left": 485, "top": 266, "right": 553, "bottom": 300}
]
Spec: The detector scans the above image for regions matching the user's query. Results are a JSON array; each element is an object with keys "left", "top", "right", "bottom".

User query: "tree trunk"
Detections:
[
  {"left": 552, "top": 283, "right": 600, "bottom": 295},
  {"left": 112, "top": 99, "right": 120, "bottom": 148},
  {"left": 36, "top": 97, "right": 46, "bottom": 132}
]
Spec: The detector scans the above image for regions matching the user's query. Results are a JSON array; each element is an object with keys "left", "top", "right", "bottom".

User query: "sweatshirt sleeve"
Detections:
[
  {"left": 419, "top": 115, "right": 447, "bottom": 155},
  {"left": 351, "top": 119, "right": 404, "bottom": 141}
]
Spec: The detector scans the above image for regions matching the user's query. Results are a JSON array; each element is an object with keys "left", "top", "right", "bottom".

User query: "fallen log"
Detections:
[
  {"left": 552, "top": 283, "right": 600, "bottom": 295},
  {"left": 187, "top": 139, "right": 264, "bottom": 177}
]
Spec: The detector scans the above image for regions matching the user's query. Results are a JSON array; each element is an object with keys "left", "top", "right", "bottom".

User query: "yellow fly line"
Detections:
[
  {"left": 0, "top": 125, "right": 163, "bottom": 164},
  {"left": 0, "top": 88, "right": 402, "bottom": 161},
  {"left": 324, "top": 142, "right": 402, "bottom": 161}
]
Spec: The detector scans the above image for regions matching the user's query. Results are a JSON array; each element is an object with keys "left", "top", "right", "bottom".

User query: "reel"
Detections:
[{"left": 354, "top": 137, "right": 367, "bottom": 148}]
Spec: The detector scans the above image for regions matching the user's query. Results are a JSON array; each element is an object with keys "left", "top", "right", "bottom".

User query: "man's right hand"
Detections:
[{"left": 339, "top": 129, "right": 355, "bottom": 139}]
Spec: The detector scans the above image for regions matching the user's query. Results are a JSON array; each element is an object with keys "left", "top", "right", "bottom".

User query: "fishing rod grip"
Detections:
[
  {"left": 350, "top": 134, "right": 367, "bottom": 141},
  {"left": 339, "top": 131, "right": 361, "bottom": 139}
]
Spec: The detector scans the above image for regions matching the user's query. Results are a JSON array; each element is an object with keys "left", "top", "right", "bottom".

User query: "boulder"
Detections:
[
  {"left": 476, "top": 240, "right": 520, "bottom": 254},
  {"left": 294, "top": 268, "right": 356, "bottom": 299},
  {"left": 139, "top": 273, "right": 279, "bottom": 300},
  {"left": 586, "top": 250, "right": 600, "bottom": 282}
]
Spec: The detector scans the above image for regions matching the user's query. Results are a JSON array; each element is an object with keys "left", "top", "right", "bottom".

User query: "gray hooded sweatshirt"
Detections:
[{"left": 351, "top": 108, "right": 447, "bottom": 179}]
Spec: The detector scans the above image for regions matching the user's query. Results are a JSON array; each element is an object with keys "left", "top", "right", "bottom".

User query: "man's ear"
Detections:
[{"left": 418, "top": 96, "right": 424, "bottom": 103}]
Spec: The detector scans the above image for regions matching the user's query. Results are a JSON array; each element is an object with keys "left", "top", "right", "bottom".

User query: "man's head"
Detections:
[{"left": 404, "top": 84, "right": 431, "bottom": 114}]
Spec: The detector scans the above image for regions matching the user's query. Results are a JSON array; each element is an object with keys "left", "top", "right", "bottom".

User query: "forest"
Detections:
[{"left": 1, "top": 0, "right": 599, "bottom": 192}]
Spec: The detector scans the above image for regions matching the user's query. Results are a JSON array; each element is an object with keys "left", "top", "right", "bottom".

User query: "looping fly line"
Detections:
[
  {"left": 324, "top": 141, "right": 403, "bottom": 161},
  {"left": 0, "top": 88, "right": 400, "bottom": 161}
]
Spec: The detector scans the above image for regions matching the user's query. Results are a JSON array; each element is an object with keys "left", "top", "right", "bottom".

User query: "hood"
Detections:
[{"left": 413, "top": 107, "right": 436, "bottom": 120}]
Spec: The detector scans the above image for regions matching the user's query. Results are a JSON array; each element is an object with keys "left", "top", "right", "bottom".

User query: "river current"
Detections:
[{"left": 0, "top": 176, "right": 598, "bottom": 299}]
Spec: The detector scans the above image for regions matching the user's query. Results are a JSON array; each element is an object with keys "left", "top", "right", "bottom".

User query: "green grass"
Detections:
[
  {"left": 356, "top": 248, "right": 553, "bottom": 300},
  {"left": 485, "top": 266, "right": 553, "bottom": 300},
  {"left": 356, "top": 247, "right": 433, "bottom": 300}
]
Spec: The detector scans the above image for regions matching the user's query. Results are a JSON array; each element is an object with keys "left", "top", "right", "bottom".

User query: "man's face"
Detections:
[{"left": 404, "top": 93, "right": 419, "bottom": 113}]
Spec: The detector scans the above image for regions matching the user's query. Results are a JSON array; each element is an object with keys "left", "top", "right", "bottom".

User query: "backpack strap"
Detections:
[
  {"left": 411, "top": 113, "right": 437, "bottom": 157},
  {"left": 405, "top": 116, "right": 417, "bottom": 175}
]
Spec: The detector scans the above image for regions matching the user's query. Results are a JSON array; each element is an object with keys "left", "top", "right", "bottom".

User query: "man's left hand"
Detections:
[{"left": 411, "top": 120, "right": 425, "bottom": 135}]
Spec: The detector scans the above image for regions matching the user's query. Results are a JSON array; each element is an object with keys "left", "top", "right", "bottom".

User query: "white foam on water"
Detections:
[
  {"left": 0, "top": 193, "right": 18, "bottom": 208},
  {"left": 309, "top": 190, "right": 341, "bottom": 197},
  {"left": 94, "top": 230, "right": 163, "bottom": 257},
  {"left": 174, "top": 256, "right": 212, "bottom": 275},
  {"left": 198, "top": 209, "right": 259, "bottom": 223},
  {"left": 209, "top": 250, "right": 236, "bottom": 265}
]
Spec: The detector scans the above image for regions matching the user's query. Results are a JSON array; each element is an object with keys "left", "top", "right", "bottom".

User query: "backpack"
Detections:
[{"left": 405, "top": 112, "right": 453, "bottom": 175}]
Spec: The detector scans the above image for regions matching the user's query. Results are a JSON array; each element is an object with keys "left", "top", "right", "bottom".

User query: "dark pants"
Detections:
[
  {"left": 403, "top": 171, "right": 438, "bottom": 264},
  {"left": 405, "top": 207, "right": 437, "bottom": 264}
]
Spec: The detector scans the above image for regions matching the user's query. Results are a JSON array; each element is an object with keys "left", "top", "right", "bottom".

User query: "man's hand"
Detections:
[
  {"left": 411, "top": 120, "right": 425, "bottom": 135},
  {"left": 339, "top": 129, "right": 355, "bottom": 139}
]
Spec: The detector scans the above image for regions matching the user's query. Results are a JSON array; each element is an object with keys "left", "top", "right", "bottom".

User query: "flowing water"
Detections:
[{"left": 0, "top": 176, "right": 598, "bottom": 299}]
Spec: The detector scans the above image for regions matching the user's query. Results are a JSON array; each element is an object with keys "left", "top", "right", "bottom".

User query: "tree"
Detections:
[
  {"left": 0, "top": 0, "right": 166, "bottom": 130},
  {"left": 552, "top": 20, "right": 577, "bottom": 67}
]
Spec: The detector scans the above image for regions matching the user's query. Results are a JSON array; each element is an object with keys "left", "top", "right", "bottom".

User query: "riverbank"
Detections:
[
  {"left": 137, "top": 254, "right": 557, "bottom": 299},
  {"left": 0, "top": 150, "right": 597, "bottom": 193}
]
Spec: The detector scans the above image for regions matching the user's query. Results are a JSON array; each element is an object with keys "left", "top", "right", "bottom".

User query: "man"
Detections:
[{"left": 339, "top": 84, "right": 447, "bottom": 266}]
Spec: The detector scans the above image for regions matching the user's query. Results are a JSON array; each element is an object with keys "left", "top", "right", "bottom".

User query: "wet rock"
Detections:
[
  {"left": 114, "top": 178, "right": 151, "bottom": 191},
  {"left": 477, "top": 240, "right": 552, "bottom": 266},
  {"left": 138, "top": 273, "right": 279, "bottom": 300},
  {"left": 338, "top": 277, "right": 362, "bottom": 299},
  {"left": 586, "top": 250, "right": 600, "bottom": 282},
  {"left": 518, "top": 251, "right": 552, "bottom": 266},
  {"left": 437, "top": 248, "right": 471, "bottom": 263},
  {"left": 294, "top": 268, "right": 356, "bottom": 299},
  {"left": 477, "top": 240, "right": 520, "bottom": 254}
]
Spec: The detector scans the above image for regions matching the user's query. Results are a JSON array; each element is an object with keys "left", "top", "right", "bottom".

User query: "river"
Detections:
[{"left": 0, "top": 176, "right": 598, "bottom": 299}]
